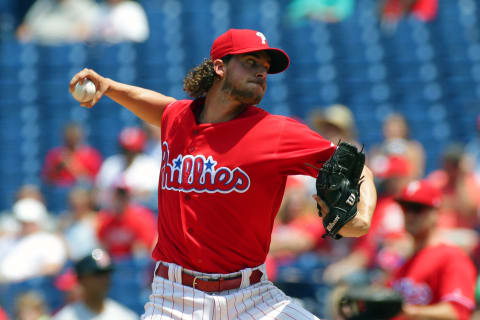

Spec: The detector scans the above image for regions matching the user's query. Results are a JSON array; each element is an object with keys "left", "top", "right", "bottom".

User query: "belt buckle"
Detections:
[{"left": 192, "top": 275, "right": 210, "bottom": 289}]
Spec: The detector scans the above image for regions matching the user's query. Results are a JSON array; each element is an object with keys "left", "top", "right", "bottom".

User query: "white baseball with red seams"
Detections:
[{"left": 72, "top": 78, "right": 96, "bottom": 103}]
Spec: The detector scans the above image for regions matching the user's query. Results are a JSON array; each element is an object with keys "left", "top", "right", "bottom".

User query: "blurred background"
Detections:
[{"left": 0, "top": 0, "right": 480, "bottom": 319}]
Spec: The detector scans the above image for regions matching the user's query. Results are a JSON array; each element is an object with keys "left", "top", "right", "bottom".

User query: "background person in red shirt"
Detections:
[
  {"left": 391, "top": 180, "right": 476, "bottom": 320},
  {"left": 427, "top": 143, "right": 480, "bottom": 231},
  {"left": 42, "top": 122, "right": 102, "bottom": 187},
  {"left": 323, "top": 155, "right": 412, "bottom": 286},
  {"left": 380, "top": 0, "right": 438, "bottom": 32},
  {"left": 97, "top": 184, "right": 156, "bottom": 259},
  {"left": 0, "top": 307, "right": 7, "bottom": 320}
]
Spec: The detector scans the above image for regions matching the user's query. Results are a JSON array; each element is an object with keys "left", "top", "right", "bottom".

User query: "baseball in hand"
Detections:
[{"left": 72, "top": 78, "right": 96, "bottom": 103}]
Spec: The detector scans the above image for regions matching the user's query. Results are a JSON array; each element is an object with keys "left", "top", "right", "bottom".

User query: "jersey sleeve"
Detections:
[
  {"left": 161, "top": 99, "right": 184, "bottom": 124},
  {"left": 439, "top": 249, "right": 477, "bottom": 319},
  {"left": 274, "top": 116, "right": 335, "bottom": 177}
]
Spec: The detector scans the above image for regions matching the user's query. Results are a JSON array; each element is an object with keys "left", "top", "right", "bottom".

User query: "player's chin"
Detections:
[
  {"left": 243, "top": 94, "right": 263, "bottom": 105},
  {"left": 236, "top": 92, "right": 264, "bottom": 105},
  {"left": 232, "top": 85, "right": 265, "bottom": 105},
  {"left": 405, "top": 226, "right": 420, "bottom": 236}
]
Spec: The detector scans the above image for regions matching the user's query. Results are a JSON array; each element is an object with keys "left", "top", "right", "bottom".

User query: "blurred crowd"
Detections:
[
  {"left": 9, "top": 0, "right": 149, "bottom": 44},
  {"left": 0, "top": 106, "right": 479, "bottom": 318},
  {"left": 0, "top": 123, "right": 162, "bottom": 318},
  {"left": 270, "top": 106, "right": 480, "bottom": 319},
  {"left": 0, "top": 0, "right": 478, "bottom": 319}
]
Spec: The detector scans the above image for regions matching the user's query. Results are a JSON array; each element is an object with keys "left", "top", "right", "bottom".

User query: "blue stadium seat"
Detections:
[
  {"left": 274, "top": 252, "right": 332, "bottom": 318},
  {"left": 0, "top": 79, "right": 23, "bottom": 105},
  {"left": 275, "top": 280, "right": 327, "bottom": 317},
  {"left": 0, "top": 41, "right": 33, "bottom": 68},
  {"left": 36, "top": 80, "right": 71, "bottom": 103},
  {"left": 108, "top": 257, "right": 153, "bottom": 315},
  {"left": 42, "top": 185, "right": 71, "bottom": 214},
  {"left": 37, "top": 44, "right": 79, "bottom": 67},
  {"left": 0, "top": 276, "right": 64, "bottom": 318}
]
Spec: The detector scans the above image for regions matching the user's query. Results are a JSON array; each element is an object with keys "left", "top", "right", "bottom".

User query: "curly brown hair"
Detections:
[{"left": 183, "top": 56, "right": 231, "bottom": 98}]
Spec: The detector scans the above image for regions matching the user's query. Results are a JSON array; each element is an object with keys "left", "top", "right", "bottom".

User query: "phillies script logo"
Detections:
[
  {"left": 393, "top": 278, "right": 432, "bottom": 305},
  {"left": 160, "top": 142, "right": 250, "bottom": 193}
]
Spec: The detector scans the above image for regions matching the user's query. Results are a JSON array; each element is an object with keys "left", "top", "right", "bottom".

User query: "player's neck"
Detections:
[
  {"left": 413, "top": 230, "right": 434, "bottom": 252},
  {"left": 83, "top": 296, "right": 105, "bottom": 314},
  {"left": 200, "top": 87, "right": 246, "bottom": 124}
]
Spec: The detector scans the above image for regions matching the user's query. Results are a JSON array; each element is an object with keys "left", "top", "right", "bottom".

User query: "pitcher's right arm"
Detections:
[{"left": 70, "top": 68, "right": 176, "bottom": 128}]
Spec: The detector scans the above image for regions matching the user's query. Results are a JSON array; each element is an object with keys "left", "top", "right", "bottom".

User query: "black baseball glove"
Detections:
[
  {"left": 338, "top": 286, "right": 404, "bottom": 320},
  {"left": 316, "top": 142, "right": 365, "bottom": 239}
]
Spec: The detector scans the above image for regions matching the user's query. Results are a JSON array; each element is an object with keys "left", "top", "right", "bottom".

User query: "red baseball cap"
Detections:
[
  {"left": 118, "top": 127, "right": 146, "bottom": 152},
  {"left": 396, "top": 180, "right": 442, "bottom": 208},
  {"left": 372, "top": 155, "right": 411, "bottom": 179},
  {"left": 210, "top": 29, "right": 290, "bottom": 74}
]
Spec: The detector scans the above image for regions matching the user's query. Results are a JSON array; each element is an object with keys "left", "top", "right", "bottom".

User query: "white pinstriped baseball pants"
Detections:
[{"left": 141, "top": 261, "right": 322, "bottom": 320}]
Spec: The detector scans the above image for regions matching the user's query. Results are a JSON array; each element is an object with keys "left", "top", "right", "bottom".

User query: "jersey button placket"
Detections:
[{"left": 188, "top": 129, "right": 198, "bottom": 153}]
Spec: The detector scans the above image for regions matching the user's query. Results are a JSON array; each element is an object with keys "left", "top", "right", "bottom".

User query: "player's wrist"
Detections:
[{"left": 103, "top": 77, "right": 114, "bottom": 94}]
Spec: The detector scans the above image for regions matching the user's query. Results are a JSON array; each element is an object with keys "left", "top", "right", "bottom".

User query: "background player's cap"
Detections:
[
  {"left": 13, "top": 198, "right": 48, "bottom": 224},
  {"left": 75, "top": 248, "right": 114, "bottom": 277},
  {"left": 312, "top": 104, "right": 356, "bottom": 136},
  {"left": 395, "top": 180, "right": 442, "bottom": 208},
  {"left": 371, "top": 155, "right": 411, "bottom": 179},
  {"left": 210, "top": 29, "right": 290, "bottom": 74},
  {"left": 118, "top": 127, "right": 147, "bottom": 152}
]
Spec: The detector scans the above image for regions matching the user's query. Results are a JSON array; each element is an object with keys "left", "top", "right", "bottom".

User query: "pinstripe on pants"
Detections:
[{"left": 142, "top": 262, "right": 322, "bottom": 320}]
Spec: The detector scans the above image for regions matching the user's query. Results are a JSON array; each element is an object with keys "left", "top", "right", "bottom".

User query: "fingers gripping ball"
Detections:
[
  {"left": 72, "top": 78, "right": 96, "bottom": 103},
  {"left": 316, "top": 142, "right": 365, "bottom": 239}
]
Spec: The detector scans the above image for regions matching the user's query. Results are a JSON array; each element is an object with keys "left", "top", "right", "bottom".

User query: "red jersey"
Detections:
[
  {"left": 427, "top": 170, "right": 480, "bottom": 229},
  {"left": 382, "top": 0, "right": 437, "bottom": 21},
  {"left": 43, "top": 145, "right": 102, "bottom": 186},
  {"left": 411, "top": 0, "right": 437, "bottom": 21},
  {"left": 391, "top": 244, "right": 476, "bottom": 320},
  {"left": 0, "top": 306, "right": 7, "bottom": 320},
  {"left": 152, "top": 99, "right": 335, "bottom": 273},
  {"left": 353, "top": 196, "right": 405, "bottom": 270},
  {"left": 97, "top": 204, "right": 157, "bottom": 258}
]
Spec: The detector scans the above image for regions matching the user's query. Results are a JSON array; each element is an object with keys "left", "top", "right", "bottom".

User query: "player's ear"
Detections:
[{"left": 213, "top": 59, "right": 226, "bottom": 78}]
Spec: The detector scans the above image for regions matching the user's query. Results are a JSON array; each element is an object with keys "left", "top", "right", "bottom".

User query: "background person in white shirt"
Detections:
[
  {"left": 16, "top": 0, "right": 98, "bottom": 44},
  {"left": 0, "top": 198, "right": 67, "bottom": 283},
  {"left": 52, "top": 248, "right": 139, "bottom": 320},
  {"left": 93, "top": 0, "right": 149, "bottom": 43},
  {"left": 95, "top": 127, "right": 159, "bottom": 209}
]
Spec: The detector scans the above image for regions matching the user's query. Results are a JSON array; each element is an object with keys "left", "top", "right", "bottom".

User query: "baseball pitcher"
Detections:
[{"left": 70, "top": 29, "right": 377, "bottom": 320}]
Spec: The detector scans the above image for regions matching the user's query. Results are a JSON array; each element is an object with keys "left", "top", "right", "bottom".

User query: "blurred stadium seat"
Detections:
[{"left": 0, "top": 276, "right": 64, "bottom": 318}]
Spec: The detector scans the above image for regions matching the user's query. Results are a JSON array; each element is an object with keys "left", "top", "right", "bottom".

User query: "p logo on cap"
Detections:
[
  {"left": 256, "top": 32, "right": 266, "bottom": 44},
  {"left": 396, "top": 180, "right": 442, "bottom": 208}
]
